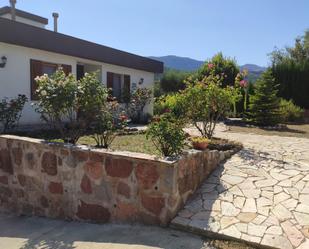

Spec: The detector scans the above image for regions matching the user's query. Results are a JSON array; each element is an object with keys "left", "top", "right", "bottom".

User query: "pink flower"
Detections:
[
  {"left": 239, "top": 80, "right": 248, "bottom": 88},
  {"left": 208, "top": 63, "right": 214, "bottom": 69},
  {"left": 163, "top": 108, "right": 171, "bottom": 113}
]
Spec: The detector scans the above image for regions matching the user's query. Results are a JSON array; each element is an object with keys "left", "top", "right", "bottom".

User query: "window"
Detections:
[
  {"left": 107, "top": 72, "right": 130, "bottom": 103},
  {"left": 30, "top": 59, "right": 72, "bottom": 100}
]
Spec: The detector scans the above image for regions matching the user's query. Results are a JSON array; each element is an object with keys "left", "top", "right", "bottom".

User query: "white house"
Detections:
[{"left": 0, "top": 4, "right": 163, "bottom": 125}]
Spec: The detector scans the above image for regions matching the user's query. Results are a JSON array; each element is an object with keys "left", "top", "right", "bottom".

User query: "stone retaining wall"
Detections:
[{"left": 0, "top": 135, "right": 234, "bottom": 225}]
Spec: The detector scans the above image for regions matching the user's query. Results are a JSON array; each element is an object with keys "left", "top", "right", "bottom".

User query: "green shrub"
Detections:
[
  {"left": 91, "top": 102, "right": 128, "bottom": 148},
  {"left": 160, "top": 69, "right": 189, "bottom": 93},
  {"left": 279, "top": 99, "right": 304, "bottom": 123},
  {"left": 35, "top": 70, "right": 108, "bottom": 144},
  {"left": 0, "top": 94, "right": 27, "bottom": 133},
  {"left": 154, "top": 93, "right": 186, "bottom": 121},
  {"left": 146, "top": 113, "right": 186, "bottom": 157},
  {"left": 129, "top": 88, "right": 152, "bottom": 123}
]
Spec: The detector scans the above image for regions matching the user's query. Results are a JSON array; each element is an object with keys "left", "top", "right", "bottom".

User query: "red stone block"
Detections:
[
  {"left": 84, "top": 161, "right": 103, "bottom": 180},
  {"left": 41, "top": 152, "right": 57, "bottom": 176},
  {"left": 117, "top": 182, "right": 130, "bottom": 199},
  {"left": 60, "top": 149, "right": 69, "bottom": 156},
  {"left": 14, "top": 188, "right": 24, "bottom": 198},
  {"left": 40, "top": 196, "right": 49, "bottom": 208},
  {"left": 141, "top": 194, "right": 165, "bottom": 216},
  {"left": 76, "top": 200, "right": 110, "bottom": 222},
  {"left": 80, "top": 174, "right": 92, "bottom": 194},
  {"left": 12, "top": 147, "right": 23, "bottom": 166},
  {"left": 135, "top": 163, "right": 159, "bottom": 189},
  {"left": 72, "top": 150, "right": 89, "bottom": 162},
  {"left": 114, "top": 202, "right": 137, "bottom": 221},
  {"left": 17, "top": 174, "right": 26, "bottom": 187},
  {"left": 105, "top": 157, "right": 133, "bottom": 178},
  {"left": 48, "top": 182, "right": 63, "bottom": 194},
  {"left": 0, "top": 149, "right": 13, "bottom": 174},
  {"left": 0, "top": 175, "right": 8, "bottom": 185},
  {"left": 89, "top": 153, "right": 104, "bottom": 162}
]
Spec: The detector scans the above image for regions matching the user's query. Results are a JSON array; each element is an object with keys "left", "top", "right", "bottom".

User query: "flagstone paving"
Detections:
[{"left": 172, "top": 125, "right": 309, "bottom": 249}]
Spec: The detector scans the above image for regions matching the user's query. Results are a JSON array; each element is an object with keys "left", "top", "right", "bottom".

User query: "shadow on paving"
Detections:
[{"left": 0, "top": 214, "right": 209, "bottom": 249}]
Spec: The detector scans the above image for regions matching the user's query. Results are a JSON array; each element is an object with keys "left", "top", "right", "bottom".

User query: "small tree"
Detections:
[
  {"left": 146, "top": 113, "right": 185, "bottom": 157},
  {"left": 183, "top": 75, "right": 232, "bottom": 138},
  {"left": 0, "top": 95, "right": 27, "bottom": 133},
  {"left": 248, "top": 70, "right": 281, "bottom": 126}
]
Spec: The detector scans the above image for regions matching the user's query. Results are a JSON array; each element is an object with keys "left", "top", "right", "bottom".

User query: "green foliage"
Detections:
[
  {"left": 35, "top": 70, "right": 108, "bottom": 144},
  {"left": 160, "top": 68, "right": 190, "bottom": 94},
  {"left": 91, "top": 102, "right": 128, "bottom": 148},
  {"left": 195, "top": 52, "right": 240, "bottom": 87},
  {"left": 154, "top": 93, "right": 186, "bottom": 120},
  {"left": 183, "top": 75, "right": 233, "bottom": 138},
  {"left": 0, "top": 94, "right": 27, "bottom": 133},
  {"left": 153, "top": 81, "right": 164, "bottom": 98},
  {"left": 248, "top": 70, "right": 281, "bottom": 126},
  {"left": 279, "top": 98, "right": 304, "bottom": 123},
  {"left": 271, "top": 30, "right": 309, "bottom": 108},
  {"left": 146, "top": 113, "right": 186, "bottom": 157}
]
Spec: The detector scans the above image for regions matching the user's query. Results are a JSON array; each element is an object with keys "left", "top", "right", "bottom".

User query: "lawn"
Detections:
[
  {"left": 228, "top": 123, "right": 309, "bottom": 139},
  {"left": 11, "top": 129, "right": 239, "bottom": 156},
  {"left": 78, "top": 134, "right": 161, "bottom": 156}
]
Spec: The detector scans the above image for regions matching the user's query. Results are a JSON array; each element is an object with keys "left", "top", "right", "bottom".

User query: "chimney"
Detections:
[
  {"left": 10, "top": 0, "right": 16, "bottom": 21},
  {"left": 52, "top": 12, "right": 59, "bottom": 32}
]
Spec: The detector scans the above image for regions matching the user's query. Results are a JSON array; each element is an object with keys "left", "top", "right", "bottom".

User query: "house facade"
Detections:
[{"left": 0, "top": 6, "right": 163, "bottom": 125}]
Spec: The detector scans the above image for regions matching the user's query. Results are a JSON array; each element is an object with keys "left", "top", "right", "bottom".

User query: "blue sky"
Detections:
[{"left": 1, "top": 0, "right": 308, "bottom": 66}]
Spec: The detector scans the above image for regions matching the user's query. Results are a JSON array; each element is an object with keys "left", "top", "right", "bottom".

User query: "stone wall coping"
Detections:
[
  {"left": 0, "top": 135, "right": 224, "bottom": 166},
  {"left": 0, "top": 135, "right": 178, "bottom": 164}
]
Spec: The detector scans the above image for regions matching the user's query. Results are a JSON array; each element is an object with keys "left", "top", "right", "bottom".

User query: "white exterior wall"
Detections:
[
  {"left": 0, "top": 13, "right": 46, "bottom": 28},
  {"left": 0, "top": 42, "right": 155, "bottom": 125}
]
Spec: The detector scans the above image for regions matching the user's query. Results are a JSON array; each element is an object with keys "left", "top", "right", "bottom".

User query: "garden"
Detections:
[
  {"left": 0, "top": 68, "right": 242, "bottom": 225},
  {"left": 0, "top": 65, "right": 243, "bottom": 158}
]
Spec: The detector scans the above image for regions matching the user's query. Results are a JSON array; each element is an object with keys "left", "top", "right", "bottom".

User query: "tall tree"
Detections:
[
  {"left": 271, "top": 29, "right": 309, "bottom": 108},
  {"left": 248, "top": 70, "right": 281, "bottom": 126}
]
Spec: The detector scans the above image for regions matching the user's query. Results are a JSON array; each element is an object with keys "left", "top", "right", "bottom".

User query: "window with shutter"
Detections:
[{"left": 30, "top": 59, "right": 72, "bottom": 100}]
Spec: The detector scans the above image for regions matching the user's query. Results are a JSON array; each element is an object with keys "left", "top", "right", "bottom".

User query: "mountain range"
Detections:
[{"left": 149, "top": 55, "right": 267, "bottom": 81}]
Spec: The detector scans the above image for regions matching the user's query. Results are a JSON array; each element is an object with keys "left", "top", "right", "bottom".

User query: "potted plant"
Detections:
[{"left": 191, "top": 137, "right": 210, "bottom": 150}]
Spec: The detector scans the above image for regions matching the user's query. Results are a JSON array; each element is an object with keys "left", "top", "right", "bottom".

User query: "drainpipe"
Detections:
[
  {"left": 52, "top": 12, "right": 59, "bottom": 32},
  {"left": 10, "top": 0, "right": 16, "bottom": 21}
]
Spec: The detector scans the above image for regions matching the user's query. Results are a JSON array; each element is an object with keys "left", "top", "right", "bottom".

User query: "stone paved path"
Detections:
[{"left": 172, "top": 125, "right": 309, "bottom": 249}]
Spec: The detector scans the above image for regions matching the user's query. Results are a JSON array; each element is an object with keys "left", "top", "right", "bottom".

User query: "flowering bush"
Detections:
[
  {"left": 195, "top": 53, "right": 239, "bottom": 88},
  {"left": 0, "top": 94, "right": 27, "bottom": 133},
  {"left": 35, "top": 70, "right": 108, "bottom": 144},
  {"left": 235, "top": 69, "right": 249, "bottom": 112},
  {"left": 183, "top": 75, "right": 233, "bottom": 138},
  {"left": 146, "top": 113, "right": 186, "bottom": 157}
]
